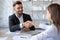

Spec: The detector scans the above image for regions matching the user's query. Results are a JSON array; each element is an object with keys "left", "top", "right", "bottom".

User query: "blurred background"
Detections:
[{"left": 0, "top": 0, "right": 60, "bottom": 28}]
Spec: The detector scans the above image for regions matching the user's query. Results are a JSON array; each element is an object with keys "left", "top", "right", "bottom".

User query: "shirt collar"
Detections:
[{"left": 15, "top": 13, "right": 23, "bottom": 19}]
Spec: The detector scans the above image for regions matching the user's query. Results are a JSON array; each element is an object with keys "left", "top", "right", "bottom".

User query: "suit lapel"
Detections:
[
  {"left": 14, "top": 14, "right": 20, "bottom": 24},
  {"left": 13, "top": 13, "right": 26, "bottom": 24},
  {"left": 23, "top": 13, "right": 26, "bottom": 22}
]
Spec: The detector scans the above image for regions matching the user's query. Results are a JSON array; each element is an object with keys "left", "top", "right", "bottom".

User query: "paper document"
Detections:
[{"left": 13, "top": 34, "right": 32, "bottom": 40}]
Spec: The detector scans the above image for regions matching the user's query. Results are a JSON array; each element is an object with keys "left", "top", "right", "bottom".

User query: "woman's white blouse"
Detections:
[{"left": 30, "top": 24, "right": 59, "bottom": 40}]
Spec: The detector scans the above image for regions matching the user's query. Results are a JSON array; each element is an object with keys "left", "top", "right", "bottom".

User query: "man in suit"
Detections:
[{"left": 9, "top": 1, "right": 35, "bottom": 32}]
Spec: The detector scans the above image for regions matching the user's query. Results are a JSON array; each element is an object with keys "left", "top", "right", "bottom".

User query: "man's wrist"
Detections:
[{"left": 20, "top": 23, "right": 23, "bottom": 29}]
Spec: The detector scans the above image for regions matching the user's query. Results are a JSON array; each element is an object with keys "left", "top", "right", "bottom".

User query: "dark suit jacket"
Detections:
[{"left": 9, "top": 13, "right": 35, "bottom": 32}]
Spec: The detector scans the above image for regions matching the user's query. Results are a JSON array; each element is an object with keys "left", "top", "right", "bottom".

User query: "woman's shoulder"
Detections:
[{"left": 44, "top": 24, "right": 58, "bottom": 36}]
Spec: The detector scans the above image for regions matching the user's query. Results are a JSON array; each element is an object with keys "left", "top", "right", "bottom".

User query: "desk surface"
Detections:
[{"left": 0, "top": 28, "right": 44, "bottom": 40}]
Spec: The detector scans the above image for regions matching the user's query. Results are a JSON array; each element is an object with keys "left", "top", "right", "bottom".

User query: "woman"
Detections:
[{"left": 30, "top": 3, "right": 60, "bottom": 40}]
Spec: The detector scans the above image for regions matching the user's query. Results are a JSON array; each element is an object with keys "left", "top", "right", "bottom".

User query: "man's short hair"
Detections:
[{"left": 13, "top": 1, "right": 22, "bottom": 7}]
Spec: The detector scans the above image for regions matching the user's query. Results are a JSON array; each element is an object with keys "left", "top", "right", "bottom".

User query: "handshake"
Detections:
[
  {"left": 22, "top": 21, "right": 39, "bottom": 32},
  {"left": 22, "top": 21, "right": 34, "bottom": 32}
]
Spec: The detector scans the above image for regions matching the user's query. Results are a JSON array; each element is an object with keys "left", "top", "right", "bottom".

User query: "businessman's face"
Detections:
[{"left": 14, "top": 4, "right": 23, "bottom": 15}]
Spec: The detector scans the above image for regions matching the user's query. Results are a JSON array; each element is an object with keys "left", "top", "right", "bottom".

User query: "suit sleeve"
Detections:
[{"left": 9, "top": 16, "right": 21, "bottom": 32}]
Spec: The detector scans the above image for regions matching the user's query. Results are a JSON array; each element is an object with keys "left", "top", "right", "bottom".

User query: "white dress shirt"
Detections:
[
  {"left": 15, "top": 14, "right": 23, "bottom": 29},
  {"left": 30, "top": 24, "right": 59, "bottom": 40}
]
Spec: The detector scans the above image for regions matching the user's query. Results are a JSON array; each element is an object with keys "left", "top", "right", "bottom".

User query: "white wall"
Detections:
[
  {"left": 53, "top": 0, "right": 60, "bottom": 4},
  {"left": 0, "top": 0, "right": 13, "bottom": 27},
  {"left": 0, "top": 0, "right": 4, "bottom": 27}
]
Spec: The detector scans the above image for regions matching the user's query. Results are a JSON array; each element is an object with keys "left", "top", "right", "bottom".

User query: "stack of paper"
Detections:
[{"left": 13, "top": 34, "right": 32, "bottom": 40}]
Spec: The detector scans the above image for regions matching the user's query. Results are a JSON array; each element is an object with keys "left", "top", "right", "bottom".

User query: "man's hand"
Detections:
[
  {"left": 22, "top": 22, "right": 30, "bottom": 28},
  {"left": 22, "top": 21, "right": 37, "bottom": 32},
  {"left": 23, "top": 28, "right": 30, "bottom": 32},
  {"left": 22, "top": 22, "right": 31, "bottom": 32}
]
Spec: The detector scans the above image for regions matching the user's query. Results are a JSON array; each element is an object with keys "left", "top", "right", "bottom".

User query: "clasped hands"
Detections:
[{"left": 22, "top": 21, "right": 34, "bottom": 32}]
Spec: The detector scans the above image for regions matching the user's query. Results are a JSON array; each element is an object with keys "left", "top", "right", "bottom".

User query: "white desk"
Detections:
[{"left": 0, "top": 28, "right": 44, "bottom": 40}]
